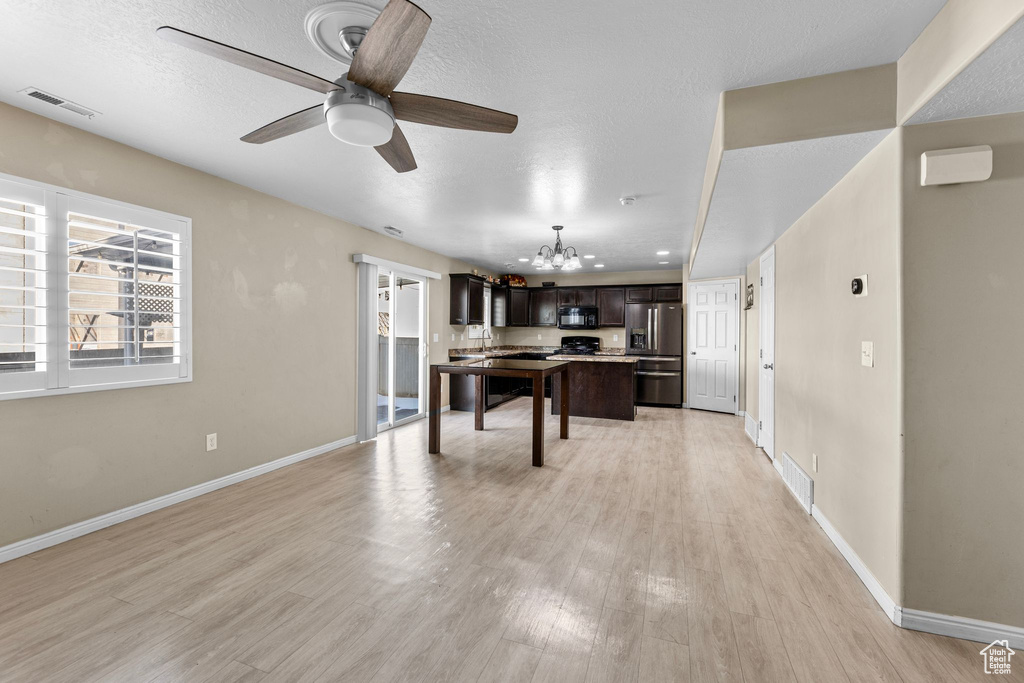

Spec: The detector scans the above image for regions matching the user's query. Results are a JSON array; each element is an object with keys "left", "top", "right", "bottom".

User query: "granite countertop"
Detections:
[
  {"left": 546, "top": 354, "right": 640, "bottom": 363},
  {"left": 448, "top": 345, "right": 639, "bottom": 362}
]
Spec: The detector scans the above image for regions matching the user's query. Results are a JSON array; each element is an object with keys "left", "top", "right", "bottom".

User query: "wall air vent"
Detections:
[
  {"left": 19, "top": 87, "right": 100, "bottom": 119},
  {"left": 781, "top": 452, "right": 814, "bottom": 514}
]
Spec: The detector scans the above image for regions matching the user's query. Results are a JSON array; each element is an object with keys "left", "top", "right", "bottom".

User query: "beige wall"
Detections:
[
  {"left": 744, "top": 259, "right": 760, "bottom": 421},
  {"left": 901, "top": 112, "right": 1024, "bottom": 627},
  {"left": 0, "top": 102, "right": 484, "bottom": 548},
  {"left": 771, "top": 130, "right": 905, "bottom": 599}
]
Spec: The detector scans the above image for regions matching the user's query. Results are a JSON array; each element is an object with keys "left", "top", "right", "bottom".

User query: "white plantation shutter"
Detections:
[
  {"left": 0, "top": 178, "right": 50, "bottom": 394},
  {"left": 0, "top": 172, "right": 191, "bottom": 400},
  {"left": 64, "top": 196, "right": 188, "bottom": 386}
]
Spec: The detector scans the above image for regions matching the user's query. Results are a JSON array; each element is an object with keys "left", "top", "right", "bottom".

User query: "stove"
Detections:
[{"left": 556, "top": 335, "right": 601, "bottom": 356}]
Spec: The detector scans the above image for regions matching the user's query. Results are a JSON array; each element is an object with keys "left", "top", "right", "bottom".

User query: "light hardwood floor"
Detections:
[{"left": 0, "top": 400, "right": 1016, "bottom": 682}]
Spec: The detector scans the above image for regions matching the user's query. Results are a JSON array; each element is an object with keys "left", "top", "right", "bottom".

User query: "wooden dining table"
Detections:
[{"left": 429, "top": 358, "right": 570, "bottom": 467}]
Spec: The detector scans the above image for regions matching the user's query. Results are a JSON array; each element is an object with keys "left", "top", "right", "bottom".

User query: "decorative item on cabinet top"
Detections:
[{"left": 501, "top": 274, "right": 527, "bottom": 288}]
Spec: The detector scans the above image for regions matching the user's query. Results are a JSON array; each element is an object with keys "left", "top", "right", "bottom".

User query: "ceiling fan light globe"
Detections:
[{"left": 325, "top": 100, "right": 395, "bottom": 147}]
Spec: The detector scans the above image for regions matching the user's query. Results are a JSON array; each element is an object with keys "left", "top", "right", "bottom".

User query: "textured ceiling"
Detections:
[
  {"left": 0, "top": 0, "right": 943, "bottom": 274},
  {"left": 908, "top": 16, "right": 1024, "bottom": 125},
  {"left": 689, "top": 129, "right": 892, "bottom": 280}
]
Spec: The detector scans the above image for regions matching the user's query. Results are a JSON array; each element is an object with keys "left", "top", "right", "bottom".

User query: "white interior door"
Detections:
[
  {"left": 687, "top": 280, "right": 739, "bottom": 413},
  {"left": 758, "top": 247, "right": 776, "bottom": 460}
]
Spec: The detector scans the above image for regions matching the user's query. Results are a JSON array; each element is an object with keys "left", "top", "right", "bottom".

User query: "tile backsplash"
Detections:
[{"left": 498, "top": 326, "right": 626, "bottom": 349}]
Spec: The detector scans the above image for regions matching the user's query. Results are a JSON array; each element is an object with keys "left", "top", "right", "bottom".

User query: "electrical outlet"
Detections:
[
  {"left": 861, "top": 341, "right": 874, "bottom": 367},
  {"left": 613, "top": 334, "right": 619, "bottom": 342},
  {"left": 460, "top": 333, "right": 464, "bottom": 341},
  {"left": 206, "top": 433, "right": 217, "bottom": 452},
  {"left": 432, "top": 333, "right": 438, "bottom": 342},
  {"left": 812, "top": 453, "right": 818, "bottom": 472},
  {"left": 537, "top": 333, "right": 542, "bottom": 340},
  {"left": 451, "top": 333, "right": 455, "bottom": 342}
]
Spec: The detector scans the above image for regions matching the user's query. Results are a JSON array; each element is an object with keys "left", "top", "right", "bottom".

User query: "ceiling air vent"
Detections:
[
  {"left": 383, "top": 226, "right": 403, "bottom": 238},
  {"left": 19, "top": 87, "right": 100, "bottom": 119}
]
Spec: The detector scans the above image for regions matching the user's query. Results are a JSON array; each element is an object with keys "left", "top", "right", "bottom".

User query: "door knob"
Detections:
[
  {"left": 690, "top": 351, "right": 697, "bottom": 355},
  {"left": 763, "top": 363, "right": 773, "bottom": 370}
]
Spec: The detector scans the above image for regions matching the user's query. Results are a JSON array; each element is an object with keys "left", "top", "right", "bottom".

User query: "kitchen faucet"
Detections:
[{"left": 480, "top": 328, "right": 492, "bottom": 350}]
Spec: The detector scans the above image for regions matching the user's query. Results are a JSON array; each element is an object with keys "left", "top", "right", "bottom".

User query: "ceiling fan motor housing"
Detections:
[{"left": 323, "top": 78, "right": 396, "bottom": 147}]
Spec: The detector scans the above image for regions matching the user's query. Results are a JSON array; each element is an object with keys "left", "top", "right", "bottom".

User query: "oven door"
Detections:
[{"left": 558, "top": 306, "right": 598, "bottom": 329}]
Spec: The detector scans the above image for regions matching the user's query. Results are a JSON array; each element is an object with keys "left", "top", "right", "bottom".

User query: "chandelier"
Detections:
[{"left": 531, "top": 225, "right": 582, "bottom": 270}]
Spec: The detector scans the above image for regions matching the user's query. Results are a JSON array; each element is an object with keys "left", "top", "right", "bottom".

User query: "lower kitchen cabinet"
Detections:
[{"left": 551, "top": 361, "right": 636, "bottom": 421}]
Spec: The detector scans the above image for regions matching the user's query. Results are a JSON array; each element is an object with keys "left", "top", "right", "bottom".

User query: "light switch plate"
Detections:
[
  {"left": 861, "top": 341, "right": 874, "bottom": 367},
  {"left": 613, "top": 334, "right": 619, "bottom": 342},
  {"left": 433, "top": 333, "right": 438, "bottom": 342},
  {"left": 206, "top": 433, "right": 217, "bottom": 452}
]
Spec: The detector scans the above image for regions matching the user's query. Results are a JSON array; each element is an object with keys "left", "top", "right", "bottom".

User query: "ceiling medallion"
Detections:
[
  {"left": 304, "top": 1, "right": 381, "bottom": 66},
  {"left": 532, "top": 226, "right": 582, "bottom": 270}
]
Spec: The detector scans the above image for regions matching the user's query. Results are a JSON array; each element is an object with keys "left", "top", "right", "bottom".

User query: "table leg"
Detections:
[
  {"left": 429, "top": 367, "right": 441, "bottom": 454},
  {"left": 474, "top": 374, "right": 485, "bottom": 431},
  {"left": 559, "top": 367, "right": 569, "bottom": 440},
  {"left": 532, "top": 373, "right": 544, "bottom": 467}
]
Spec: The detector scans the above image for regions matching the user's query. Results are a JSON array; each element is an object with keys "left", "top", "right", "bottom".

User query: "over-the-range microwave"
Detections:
[{"left": 557, "top": 306, "right": 599, "bottom": 330}]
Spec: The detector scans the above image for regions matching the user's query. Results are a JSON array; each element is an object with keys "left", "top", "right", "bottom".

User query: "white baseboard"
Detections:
[
  {"left": 810, "top": 503, "right": 901, "bottom": 625},
  {"left": 773, "top": 459, "right": 784, "bottom": 477},
  {"left": 744, "top": 414, "right": 758, "bottom": 444},
  {"left": 771, "top": 467, "right": 1024, "bottom": 648},
  {"left": 901, "top": 608, "right": 1024, "bottom": 649},
  {"left": 0, "top": 434, "right": 357, "bottom": 565}
]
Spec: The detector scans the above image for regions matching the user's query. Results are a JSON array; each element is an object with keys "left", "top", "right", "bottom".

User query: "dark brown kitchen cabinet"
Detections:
[
  {"left": 576, "top": 287, "right": 597, "bottom": 307},
  {"left": 597, "top": 287, "right": 625, "bottom": 327},
  {"left": 626, "top": 286, "right": 655, "bottom": 303},
  {"left": 491, "top": 285, "right": 507, "bottom": 327},
  {"left": 655, "top": 285, "right": 683, "bottom": 302},
  {"left": 449, "top": 273, "right": 486, "bottom": 325},
  {"left": 530, "top": 288, "right": 558, "bottom": 326},
  {"left": 507, "top": 288, "right": 531, "bottom": 326},
  {"left": 557, "top": 288, "right": 577, "bottom": 307}
]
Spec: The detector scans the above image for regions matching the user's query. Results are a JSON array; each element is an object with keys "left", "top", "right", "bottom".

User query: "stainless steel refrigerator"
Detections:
[{"left": 626, "top": 302, "right": 683, "bottom": 407}]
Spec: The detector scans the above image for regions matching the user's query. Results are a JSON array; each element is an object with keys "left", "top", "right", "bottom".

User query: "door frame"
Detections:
[
  {"left": 378, "top": 270, "right": 428, "bottom": 434},
  {"left": 685, "top": 277, "right": 741, "bottom": 415},
  {"left": 757, "top": 246, "right": 776, "bottom": 460}
]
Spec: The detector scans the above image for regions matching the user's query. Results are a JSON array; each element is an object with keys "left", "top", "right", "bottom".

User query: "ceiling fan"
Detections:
[{"left": 156, "top": 0, "right": 517, "bottom": 173}]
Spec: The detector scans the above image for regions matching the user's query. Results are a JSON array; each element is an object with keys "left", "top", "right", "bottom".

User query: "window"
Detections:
[
  {"left": 468, "top": 286, "right": 491, "bottom": 340},
  {"left": 0, "top": 173, "right": 191, "bottom": 400}
]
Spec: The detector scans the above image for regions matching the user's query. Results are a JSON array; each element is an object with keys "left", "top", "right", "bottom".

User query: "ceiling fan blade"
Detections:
[
  {"left": 390, "top": 92, "right": 518, "bottom": 134},
  {"left": 241, "top": 105, "right": 324, "bottom": 144},
  {"left": 156, "top": 26, "right": 338, "bottom": 94},
  {"left": 346, "top": 0, "right": 431, "bottom": 96},
  {"left": 375, "top": 124, "right": 417, "bottom": 173}
]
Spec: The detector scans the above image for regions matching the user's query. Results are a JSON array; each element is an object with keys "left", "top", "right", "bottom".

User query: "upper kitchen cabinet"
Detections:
[
  {"left": 625, "top": 286, "right": 654, "bottom": 303},
  {"left": 556, "top": 287, "right": 598, "bottom": 307},
  {"left": 530, "top": 288, "right": 558, "bottom": 326},
  {"left": 556, "top": 288, "right": 576, "bottom": 307},
  {"left": 449, "top": 273, "right": 487, "bottom": 325},
  {"left": 597, "top": 287, "right": 625, "bottom": 327},
  {"left": 655, "top": 285, "right": 683, "bottom": 302},
  {"left": 491, "top": 285, "right": 508, "bottom": 327},
  {"left": 507, "top": 288, "right": 531, "bottom": 326}
]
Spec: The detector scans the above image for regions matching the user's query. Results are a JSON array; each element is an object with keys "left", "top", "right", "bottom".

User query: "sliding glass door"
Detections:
[{"left": 376, "top": 268, "right": 425, "bottom": 430}]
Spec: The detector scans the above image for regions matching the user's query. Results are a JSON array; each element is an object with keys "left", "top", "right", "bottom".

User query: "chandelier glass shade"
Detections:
[{"left": 531, "top": 226, "right": 583, "bottom": 270}]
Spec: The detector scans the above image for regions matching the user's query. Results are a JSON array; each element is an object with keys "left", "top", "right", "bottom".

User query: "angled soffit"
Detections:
[
  {"left": 908, "top": 16, "right": 1024, "bottom": 125},
  {"left": 689, "top": 130, "right": 891, "bottom": 280}
]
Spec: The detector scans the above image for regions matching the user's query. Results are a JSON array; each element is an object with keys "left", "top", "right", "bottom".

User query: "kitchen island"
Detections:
[{"left": 448, "top": 345, "right": 638, "bottom": 421}]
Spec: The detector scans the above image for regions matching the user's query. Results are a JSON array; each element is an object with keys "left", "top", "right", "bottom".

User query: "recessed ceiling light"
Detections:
[
  {"left": 518, "top": 258, "right": 529, "bottom": 262},
  {"left": 656, "top": 250, "right": 669, "bottom": 256},
  {"left": 583, "top": 255, "right": 595, "bottom": 259},
  {"left": 594, "top": 264, "right": 605, "bottom": 268},
  {"left": 658, "top": 261, "right": 669, "bottom": 265}
]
